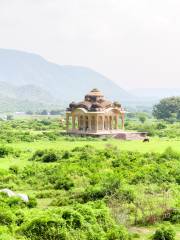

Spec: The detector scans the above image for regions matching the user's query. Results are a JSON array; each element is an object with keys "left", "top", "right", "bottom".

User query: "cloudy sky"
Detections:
[{"left": 1, "top": 0, "right": 180, "bottom": 89}]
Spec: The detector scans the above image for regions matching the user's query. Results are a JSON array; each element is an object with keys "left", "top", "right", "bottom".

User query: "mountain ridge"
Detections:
[
  {"left": 0, "top": 48, "right": 133, "bottom": 105},
  {"left": 0, "top": 81, "right": 58, "bottom": 112}
]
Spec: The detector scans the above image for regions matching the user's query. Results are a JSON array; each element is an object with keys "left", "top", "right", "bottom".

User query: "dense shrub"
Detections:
[
  {"left": 27, "top": 196, "right": 37, "bottom": 208},
  {"left": 80, "top": 185, "right": 107, "bottom": 202},
  {"left": 54, "top": 177, "right": 74, "bottom": 190},
  {"left": 30, "top": 149, "right": 59, "bottom": 162},
  {"left": 107, "top": 225, "right": 129, "bottom": 240},
  {"left": 117, "top": 186, "right": 136, "bottom": 203},
  {"left": 7, "top": 196, "right": 26, "bottom": 208},
  {"left": 21, "top": 216, "right": 65, "bottom": 240},
  {"left": 62, "top": 150, "right": 72, "bottom": 159},
  {"left": 9, "top": 165, "right": 19, "bottom": 174},
  {"left": 0, "top": 208, "right": 14, "bottom": 226},
  {"left": 1, "top": 117, "right": 180, "bottom": 238},
  {"left": 0, "top": 226, "right": 13, "bottom": 240},
  {"left": 152, "top": 224, "right": 175, "bottom": 240},
  {"left": 0, "top": 146, "right": 13, "bottom": 158},
  {"left": 15, "top": 210, "right": 25, "bottom": 226},
  {"left": 20, "top": 203, "right": 129, "bottom": 240},
  {"left": 163, "top": 208, "right": 180, "bottom": 223},
  {"left": 42, "top": 151, "right": 58, "bottom": 163}
]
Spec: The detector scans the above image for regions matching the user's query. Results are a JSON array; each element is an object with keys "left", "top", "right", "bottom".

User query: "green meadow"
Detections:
[
  {"left": 0, "top": 138, "right": 178, "bottom": 170},
  {"left": 0, "top": 118, "right": 180, "bottom": 239}
]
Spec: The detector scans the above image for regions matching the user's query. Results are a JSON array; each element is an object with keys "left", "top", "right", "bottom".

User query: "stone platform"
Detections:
[{"left": 67, "top": 130, "right": 148, "bottom": 140}]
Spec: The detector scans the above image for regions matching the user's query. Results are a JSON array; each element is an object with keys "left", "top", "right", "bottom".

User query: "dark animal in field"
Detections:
[{"left": 143, "top": 138, "right": 150, "bottom": 142}]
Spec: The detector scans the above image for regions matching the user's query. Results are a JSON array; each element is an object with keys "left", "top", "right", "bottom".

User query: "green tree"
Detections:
[
  {"left": 138, "top": 114, "right": 147, "bottom": 123},
  {"left": 153, "top": 97, "right": 180, "bottom": 121}
]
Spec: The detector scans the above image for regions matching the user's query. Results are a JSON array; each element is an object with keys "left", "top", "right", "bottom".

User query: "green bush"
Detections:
[
  {"left": 9, "top": 165, "right": 19, "bottom": 174},
  {"left": 0, "top": 226, "right": 13, "bottom": 240},
  {"left": 27, "top": 196, "right": 37, "bottom": 208},
  {"left": 0, "top": 146, "right": 12, "bottom": 158},
  {"left": 61, "top": 209, "right": 83, "bottom": 229},
  {"left": 107, "top": 225, "right": 129, "bottom": 240},
  {"left": 62, "top": 150, "right": 71, "bottom": 159},
  {"left": 54, "top": 177, "right": 74, "bottom": 190},
  {"left": 20, "top": 203, "right": 130, "bottom": 240},
  {"left": 31, "top": 150, "right": 45, "bottom": 160},
  {"left": 0, "top": 208, "right": 14, "bottom": 226},
  {"left": 15, "top": 210, "right": 25, "bottom": 226},
  {"left": 152, "top": 224, "right": 175, "bottom": 240},
  {"left": 7, "top": 196, "right": 26, "bottom": 208},
  {"left": 30, "top": 149, "right": 59, "bottom": 162},
  {"left": 21, "top": 216, "right": 65, "bottom": 240},
  {"left": 81, "top": 185, "right": 106, "bottom": 202},
  {"left": 163, "top": 208, "right": 180, "bottom": 223},
  {"left": 42, "top": 151, "right": 58, "bottom": 163}
]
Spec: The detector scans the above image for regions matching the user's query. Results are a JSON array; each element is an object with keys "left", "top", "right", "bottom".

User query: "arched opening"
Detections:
[
  {"left": 85, "top": 116, "right": 88, "bottom": 131},
  {"left": 79, "top": 115, "right": 84, "bottom": 130}
]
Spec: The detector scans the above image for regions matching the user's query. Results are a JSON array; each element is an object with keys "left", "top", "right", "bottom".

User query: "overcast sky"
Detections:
[{"left": 1, "top": 0, "right": 180, "bottom": 89}]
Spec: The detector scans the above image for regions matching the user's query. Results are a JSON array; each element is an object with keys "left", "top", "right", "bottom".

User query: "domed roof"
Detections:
[
  {"left": 86, "top": 88, "right": 104, "bottom": 97},
  {"left": 67, "top": 88, "right": 122, "bottom": 112}
]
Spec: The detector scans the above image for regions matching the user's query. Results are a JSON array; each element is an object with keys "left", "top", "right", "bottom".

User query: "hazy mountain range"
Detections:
[
  {"left": 0, "top": 49, "right": 133, "bottom": 111},
  {"left": 0, "top": 81, "right": 56, "bottom": 112},
  {"left": 0, "top": 48, "right": 178, "bottom": 112}
]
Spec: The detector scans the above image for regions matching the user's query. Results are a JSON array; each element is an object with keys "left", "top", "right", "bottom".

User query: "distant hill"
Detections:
[
  {"left": 0, "top": 82, "right": 52, "bottom": 102},
  {"left": 0, "top": 49, "right": 133, "bottom": 106},
  {"left": 0, "top": 82, "right": 58, "bottom": 112}
]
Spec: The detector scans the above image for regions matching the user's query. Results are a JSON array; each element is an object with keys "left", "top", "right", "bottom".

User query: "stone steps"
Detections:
[{"left": 115, "top": 132, "right": 147, "bottom": 140}]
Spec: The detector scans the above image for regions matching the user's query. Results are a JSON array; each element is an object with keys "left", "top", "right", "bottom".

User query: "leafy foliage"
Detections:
[
  {"left": 0, "top": 117, "right": 179, "bottom": 238},
  {"left": 152, "top": 224, "right": 175, "bottom": 240},
  {"left": 153, "top": 97, "right": 180, "bottom": 121}
]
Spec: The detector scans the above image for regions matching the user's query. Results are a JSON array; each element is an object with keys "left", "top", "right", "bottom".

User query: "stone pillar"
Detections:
[
  {"left": 95, "top": 115, "right": 98, "bottom": 132},
  {"left": 121, "top": 112, "right": 125, "bottom": 130},
  {"left": 66, "top": 113, "right": 69, "bottom": 131},
  {"left": 115, "top": 114, "right": 118, "bottom": 129},
  {"left": 109, "top": 116, "right": 112, "bottom": 130},
  {"left": 78, "top": 115, "right": 80, "bottom": 130},
  {"left": 88, "top": 115, "right": 91, "bottom": 132},
  {"left": 106, "top": 116, "right": 109, "bottom": 130},
  {"left": 111, "top": 116, "right": 113, "bottom": 129},
  {"left": 83, "top": 115, "right": 86, "bottom": 131},
  {"left": 102, "top": 115, "right": 105, "bottom": 131},
  {"left": 72, "top": 114, "right": 76, "bottom": 130}
]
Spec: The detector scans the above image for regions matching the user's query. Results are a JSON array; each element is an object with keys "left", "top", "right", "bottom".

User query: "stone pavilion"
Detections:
[{"left": 66, "top": 88, "right": 125, "bottom": 135}]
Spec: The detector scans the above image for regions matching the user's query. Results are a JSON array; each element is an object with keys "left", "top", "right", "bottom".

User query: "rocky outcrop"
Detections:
[{"left": 0, "top": 188, "right": 29, "bottom": 202}]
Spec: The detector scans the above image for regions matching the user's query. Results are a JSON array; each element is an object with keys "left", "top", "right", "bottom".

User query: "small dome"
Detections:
[
  {"left": 69, "top": 102, "right": 76, "bottom": 108},
  {"left": 86, "top": 88, "right": 104, "bottom": 97},
  {"left": 113, "top": 101, "right": 121, "bottom": 108}
]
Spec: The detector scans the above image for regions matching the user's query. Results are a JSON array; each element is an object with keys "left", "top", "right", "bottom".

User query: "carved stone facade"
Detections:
[{"left": 66, "top": 89, "right": 125, "bottom": 135}]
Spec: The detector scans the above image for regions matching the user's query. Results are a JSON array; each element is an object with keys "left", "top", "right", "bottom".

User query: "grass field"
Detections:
[
  {"left": 130, "top": 225, "right": 180, "bottom": 240},
  {"left": 0, "top": 137, "right": 179, "bottom": 170},
  {"left": 0, "top": 119, "right": 180, "bottom": 240},
  {"left": 9, "top": 137, "right": 180, "bottom": 152}
]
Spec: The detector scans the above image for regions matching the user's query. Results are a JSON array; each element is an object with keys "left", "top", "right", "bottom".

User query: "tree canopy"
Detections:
[{"left": 153, "top": 97, "right": 180, "bottom": 121}]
